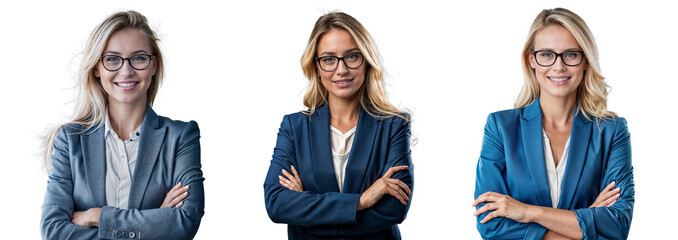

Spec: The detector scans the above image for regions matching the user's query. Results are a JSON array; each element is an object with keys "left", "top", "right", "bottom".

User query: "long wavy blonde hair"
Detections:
[
  {"left": 300, "top": 12, "right": 407, "bottom": 121},
  {"left": 516, "top": 8, "right": 616, "bottom": 121},
  {"left": 41, "top": 10, "right": 165, "bottom": 169}
]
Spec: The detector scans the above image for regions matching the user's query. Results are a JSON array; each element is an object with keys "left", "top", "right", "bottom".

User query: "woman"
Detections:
[
  {"left": 263, "top": 12, "right": 414, "bottom": 239},
  {"left": 41, "top": 11, "right": 204, "bottom": 239},
  {"left": 472, "top": 8, "right": 634, "bottom": 239}
]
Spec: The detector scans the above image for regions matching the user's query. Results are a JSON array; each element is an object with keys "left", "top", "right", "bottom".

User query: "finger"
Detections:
[
  {"left": 480, "top": 211, "right": 499, "bottom": 224},
  {"left": 474, "top": 203, "right": 496, "bottom": 216},
  {"left": 383, "top": 165, "right": 408, "bottom": 178},
  {"left": 601, "top": 187, "right": 621, "bottom": 200},
  {"left": 606, "top": 199, "right": 617, "bottom": 207},
  {"left": 602, "top": 193, "right": 620, "bottom": 206},
  {"left": 385, "top": 187, "right": 407, "bottom": 205},
  {"left": 167, "top": 185, "right": 189, "bottom": 201},
  {"left": 384, "top": 180, "right": 409, "bottom": 201},
  {"left": 384, "top": 178, "right": 412, "bottom": 195},
  {"left": 168, "top": 192, "right": 189, "bottom": 207},
  {"left": 291, "top": 166, "right": 303, "bottom": 188},
  {"left": 282, "top": 169, "right": 296, "bottom": 184},
  {"left": 166, "top": 182, "right": 182, "bottom": 197},
  {"left": 176, "top": 201, "right": 184, "bottom": 208},
  {"left": 472, "top": 192, "right": 498, "bottom": 207}
]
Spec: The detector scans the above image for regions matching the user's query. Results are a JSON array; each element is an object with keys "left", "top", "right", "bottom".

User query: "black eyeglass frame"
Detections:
[
  {"left": 531, "top": 50, "right": 585, "bottom": 67},
  {"left": 98, "top": 54, "right": 155, "bottom": 71},
  {"left": 315, "top": 53, "right": 364, "bottom": 72}
]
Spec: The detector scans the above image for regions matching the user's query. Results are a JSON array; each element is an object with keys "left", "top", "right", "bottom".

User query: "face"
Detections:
[
  {"left": 316, "top": 29, "right": 366, "bottom": 103},
  {"left": 94, "top": 28, "right": 156, "bottom": 106},
  {"left": 529, "top": 25, "right": 587, "bottom": 101}
]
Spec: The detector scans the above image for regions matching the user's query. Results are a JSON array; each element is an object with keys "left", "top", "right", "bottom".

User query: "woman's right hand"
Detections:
[
  {"left": 161, "top": 182, "right": 189, "bottom": 208},
  {"left": 358, "top": 165, "right": 411, "bottom": 211},
  {"left": 589, "top": 181, "right": 620, "bottom": 208}
]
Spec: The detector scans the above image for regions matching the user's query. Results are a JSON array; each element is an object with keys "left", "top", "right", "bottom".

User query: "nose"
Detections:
[
  {"left": 118, "top": 59, "right": 135, "bottom": 77},
  {"left": 335, "top": 59, "right": 349, "bottom": 75},
  {"left": 551, "top": 55, "right": 566, "bottom": 72}
]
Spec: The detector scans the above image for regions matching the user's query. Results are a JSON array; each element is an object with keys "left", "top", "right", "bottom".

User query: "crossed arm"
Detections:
[
  {"left": 41, "top": 122, "right": 205, "bottom": 239},
  {"left": 473, "top": 115, "right": 634, "bottom": 240}
]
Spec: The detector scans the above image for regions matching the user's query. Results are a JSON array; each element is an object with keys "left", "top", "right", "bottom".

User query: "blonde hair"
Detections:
[
  {"left": 41, "top": 10, "right": 164, "bottom": 169},
  {"left": 515, "top": 8, "right": 616, "bottom": 121},
  {"left": 300, "top": 12, "right": 406, "bottom": 121}
]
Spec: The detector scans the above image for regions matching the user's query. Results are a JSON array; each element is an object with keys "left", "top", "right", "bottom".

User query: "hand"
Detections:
[
  {"left": 358, "top": 165, "right": 412, "bottom": 211},
  {"left": 472, "top": 191, "right": 533, "bottom": 224},
  {"left": 161, "top": 182, "right": 189, "bottom": 208},
  {"left": 72, "top": 208, "right": 101, "bottom": 227},
  {"left": 589, "top": 181, "right": 620, "bottom": 208},
  {"left": 279, "top": 165, "right": 303, "bottom": 192}
]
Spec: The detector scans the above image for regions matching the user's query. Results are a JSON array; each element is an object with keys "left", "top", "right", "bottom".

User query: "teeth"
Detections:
[
  {"left": 335, "top": 80, "right": 351, "bottom": 84},
  {"left": 549, "top": 77, "right": 569, "bottom": 82},
  {"left": 117, "top": 82, "right": 137, "bottom": 87}
]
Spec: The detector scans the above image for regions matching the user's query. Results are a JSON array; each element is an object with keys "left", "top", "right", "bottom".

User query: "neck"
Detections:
[
  {"left": 108, "top": 100, "right": 147, "bottom": 140},
  {"left": 539, "top": 93, "right": 576, "bottom": 127},
  {"left": 328, "top": 95, "right": 360, "bottom": 123}
]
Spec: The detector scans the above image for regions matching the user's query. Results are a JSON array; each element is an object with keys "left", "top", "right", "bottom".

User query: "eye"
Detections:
[
  {"left": 131, "top": 55, "right": 148, "bottom": 62},
  {"left": 320, "top": 57, "right": 337, "bottom": 63},
  {"left": 539, "top": 52, "right": 555, "bottom": 58},
  {"left": 345, "top": 53, "right": 361, "bottom": 61},
  {"left": 104, "top": 56, "right": 121, "bottom": 62},
  {"left": 564, "top": 52, "right": 580, "bottom": 59}
]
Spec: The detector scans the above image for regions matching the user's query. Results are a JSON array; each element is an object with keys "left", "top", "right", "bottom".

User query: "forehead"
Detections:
[
  {"left": 533, "top": 25, "right": 581, "bottom": 51},
  {"left": 316, "top": 28, "right": 358, "bottom": 54},
  {"left": 104, "top": 28, "right": 152, "bottom": 54}
]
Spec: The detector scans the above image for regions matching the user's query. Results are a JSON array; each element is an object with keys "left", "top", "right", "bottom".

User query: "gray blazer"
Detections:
[{"left": 41, "top": 106, "right": 204, "bottom": 239}]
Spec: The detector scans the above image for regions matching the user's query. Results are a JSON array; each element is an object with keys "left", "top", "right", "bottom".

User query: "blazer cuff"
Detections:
[
  {"left": 341, "top": 193, "right": 362, "bottom": 223},
  {"left": 574, "top": 208, "right": 594, "bottom": 240},
  {"left": 98, "top": 206, "right": 141, "bottom": 239},
  {"left": 525, "top": 222, "right": 548, "bottom": 240}
]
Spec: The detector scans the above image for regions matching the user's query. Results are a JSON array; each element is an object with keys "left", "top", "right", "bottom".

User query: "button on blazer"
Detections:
[
  {"left": 474, "top": 99, "right": 634, "bottom": 239},
  {"left": 264, "top": 104, "right": 414, "bottom": 239},
  {"left": 41, "top": 106, "right": 205, "bottom": 240}
]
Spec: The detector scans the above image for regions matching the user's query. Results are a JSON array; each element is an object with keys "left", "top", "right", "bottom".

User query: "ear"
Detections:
[
  {"left": 93, "top": 66, "right": 100, "bottom": 78},
  {"left": 528, "top": 52, "right": 537, "bottom": 69},
  {"left": 151, "top": 57, "right": 157, "bottom": 77}
]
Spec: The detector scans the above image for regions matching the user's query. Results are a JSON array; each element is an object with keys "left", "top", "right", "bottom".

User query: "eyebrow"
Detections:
[
  {"left": 535, "top": 48, "right": 583, "bottom": 52},
  {"left": 318, "top": 48, "right": 361, "bottom": 56},
  {"left": 103, "top": 50, "right": 151, "bottom": 55}
]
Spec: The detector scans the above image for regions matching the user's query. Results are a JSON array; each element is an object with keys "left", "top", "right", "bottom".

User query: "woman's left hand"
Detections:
[
  {"left": 279, "top": 166, "right": 303, "bottom": 192},
  {"left": 71, "top": 207, "right": 101, "bottom": 227},
  {"left": 472, "top": 191, "right": 533, "bottom": 224}
]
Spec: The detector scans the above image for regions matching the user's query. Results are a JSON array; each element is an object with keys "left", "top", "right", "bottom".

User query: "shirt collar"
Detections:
[{"left": 104, "top": 107, "right": 142, "bottom": 140}]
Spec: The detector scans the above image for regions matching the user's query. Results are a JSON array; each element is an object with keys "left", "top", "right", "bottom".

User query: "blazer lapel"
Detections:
[
  {"left": 520, "top": 99, "right": 552, "bottom": 207},
  {"left": 81, "top": 127, "right": 106, "bottom": 207},
  {"left": 309, "top": 105, "right": 341, "bottom": 193},
  {"left": 128, "top": 105, "right": 166, "bottom": 209},
  {"left": 558, "top": 110, "right": 592, "bottom": 209},
  {"left": 342, "top": 108, "right": 378, "bottom": 194}
]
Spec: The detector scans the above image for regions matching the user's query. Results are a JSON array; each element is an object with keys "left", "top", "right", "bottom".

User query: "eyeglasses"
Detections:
[
  {"left": 99, "top": 54, "right": 154, "bottom": 71},
  {"left": 315, "top": 53, "right": 364, "bottom": 72},
  {"left": 532, "top": 50, "right": 585, "bottom": 67}
]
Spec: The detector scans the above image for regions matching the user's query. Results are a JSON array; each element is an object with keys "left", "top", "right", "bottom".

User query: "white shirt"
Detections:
[
  {"left": 104, "top": 112, "right": 142, "bottom": 209},
  {"left": 542, "top": 129, "right": 571, "bottom": 208},
  {"left": 330, "top": 125, "right": 356, "bottom": 193}
]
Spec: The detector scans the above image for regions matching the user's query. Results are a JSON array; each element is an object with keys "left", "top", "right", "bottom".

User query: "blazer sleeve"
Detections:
[
  {"left": 264, "top": 115, "right": 363, "bottom": 227},
  {"left": 474, "top": 114, "right": 548, "bottom": 240},
  {"left": 306, "top": 117, "right": 414, "bottom": 237},
  {"left": 41, "top": 127, "right": 99, "bottom": 239},
  {"left": 573, "top": 118, "right": 634, "bottom": 240},
  {"left": 97, "top": 121, "right": 205, "bottom": 239}
]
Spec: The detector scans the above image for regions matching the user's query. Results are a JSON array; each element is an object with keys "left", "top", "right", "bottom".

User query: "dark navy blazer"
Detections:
[
  {"left": 41, "top": 106, "right": 205, "bottom": 239},
  {"left": 474, "top": 99, "right": 634, "bottom": 239},
  {"left": 264, "top": 104, "right": 414, "bottom": 239}
]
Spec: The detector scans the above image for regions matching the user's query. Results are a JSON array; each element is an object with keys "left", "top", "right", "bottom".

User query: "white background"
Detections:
[{"left": 1, "top": 0, "right": 676, "bottom": 239}]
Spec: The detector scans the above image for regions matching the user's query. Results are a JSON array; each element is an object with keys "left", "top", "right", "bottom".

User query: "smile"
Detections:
[
  {"left": 114, "top": 81, "right": 140, "bottom": 90},
  {"left": 547, "top": 76, "right": 570, "bottom": 82}
]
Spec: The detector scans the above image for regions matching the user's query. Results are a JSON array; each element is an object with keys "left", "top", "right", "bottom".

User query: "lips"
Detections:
[
  {"left": 332, "top": 78, "right": 353, "bottom": 88},
  {"left": 547, "top": 76, "right": 570, "bottom": 86},
  {"left": 114, "top": 81, "right": 140, "bottom": 90}
]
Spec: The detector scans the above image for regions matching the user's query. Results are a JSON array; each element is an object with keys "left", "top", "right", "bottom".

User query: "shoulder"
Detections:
[
  {"left": 593, "top": 116, "right": 629, "bottom": 139},
  {"left": 156, "top": 114, "right": 200, "bottom": 140},
  {"left": 485, "top": 108, "right": 523, "bottom": 128}
]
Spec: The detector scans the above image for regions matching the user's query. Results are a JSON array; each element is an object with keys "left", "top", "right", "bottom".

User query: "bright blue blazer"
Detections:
[
  {"left": 474, "top": 99, "right": 634, "bottom": 240},
  {"left": 264, "top": 104, "right": 414, "bottom": 239},
  {"left": 41, "top": 106, "right": 205, "bottom": 240}
]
